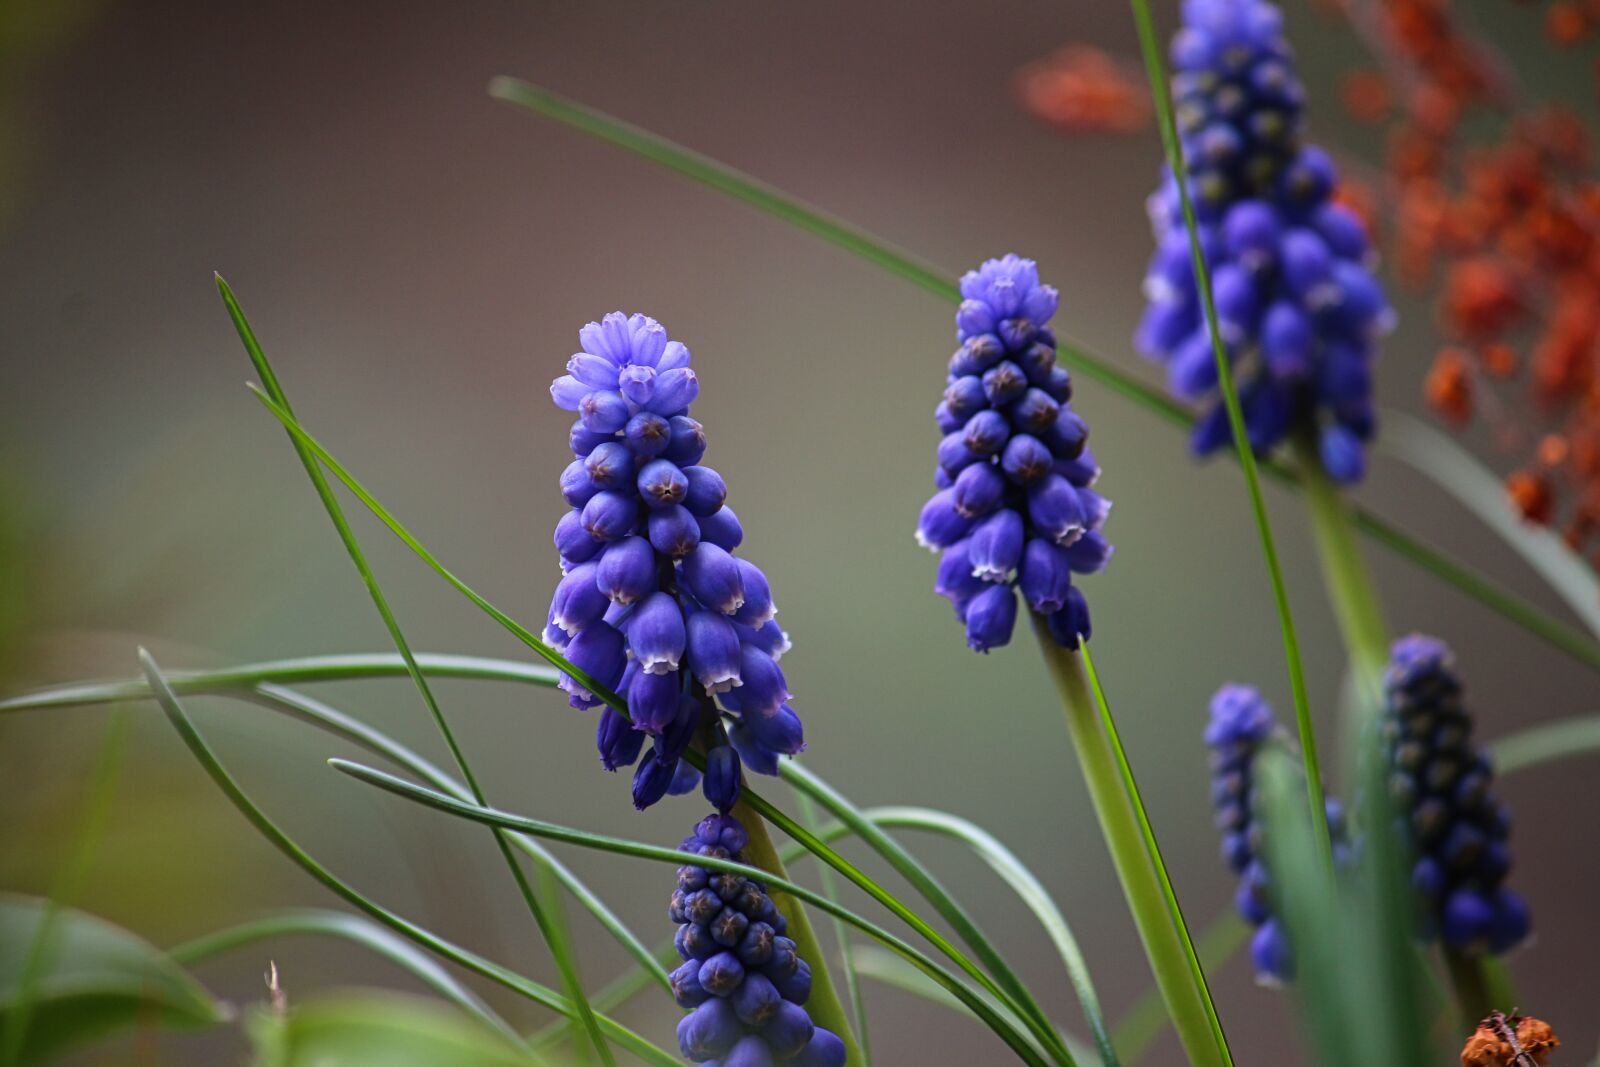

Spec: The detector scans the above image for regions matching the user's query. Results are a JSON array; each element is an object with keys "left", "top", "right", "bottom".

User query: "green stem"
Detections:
[
  {"left": 1444, "top": 949, "right": 1495, "bottom": 1027},
  {"left": 732, "top": 793, "right": 865, "bottom": 1066},
  {"left": 1033, "top": 627, "right": 1227, "bottom": 1067},
  {"left": 1295, "top": 438, "right": 1389, "bottom": 690}
]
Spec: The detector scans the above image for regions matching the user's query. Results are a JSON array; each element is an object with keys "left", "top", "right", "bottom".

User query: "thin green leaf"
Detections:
[
  {"left": 794, "top": 790, "right": 871, "bottom": 1066},
  {"left": 1381, "top": 411, "right": 1600, "bottom": 639},
  {"left": 328, "top": 757, "right": 1056, "bottom": 1067},
  {"left": 850, "top": 947, "right": 1098, "bottom": 1067},
  {"left": 220, "top": 277, "right": 614, "bottom": 1067},
  {"left": 1072, "top": 642, "right": 1232, "bottom": 1067},
  {"left": 1127, "top": 0, "right": 1331, "bottom": 881},
  {"left": 861, "top": 806, "right": 1116, "bottom": 1067},
  {"left": 0, "top": 894, "right": 227, "bottom": 1066},
  {"left": 171, "top": 909, "right": 519, "bottom": 1045},
  {"left": 779, "top": 763, "right": 1076, "bottom": 1066},
  {"left": 485, "top": 76, "right": 1600, "bottom": 673},
  {"left": 137, "top": 649, "right": 677, "bottom": 1067},
  {"left": 1492, "top": 714, "right": 1600, "bottom": 775},
  {"left": 247, "top": 991, "right": 531, "bottom": 1067},
  {"left": 1109, "top": 912, "right": 1250, "bottom": 1066}
]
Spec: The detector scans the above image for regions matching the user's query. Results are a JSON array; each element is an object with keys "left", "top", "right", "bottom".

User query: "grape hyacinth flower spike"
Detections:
[
  {"left": 548, "top": 312, "right": 802, "bottom": 809},
  {"left": 917, "top": 254, "right": 1113, "bottom": 652},
  {"left": 1207, "top": 684, "right": 1349, "bottom": 984},
  {"left": 1382, "top": 635, "right": 1530, "bottom": 955},
  {"left": 670, "top": 813, "right": 848, "bottom": 1066},
  {"left": 1136, "top": 0, "right": 1395, "bottom": 483}
]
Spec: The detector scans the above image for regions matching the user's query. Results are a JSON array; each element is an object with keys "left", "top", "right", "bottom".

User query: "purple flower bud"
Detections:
[
  {"left": 731, "top": 971, "right": 781, "bottom": 1026},
  {"left": 625, "top": 412, "right": 672, "bottom": 457},
  {"left": 696, "top": 951, "right": 745, "bottom": 998},
  {"left": 581, "top": 490, "right": 639, "bottom": 542},
  {"left": 648, "top": 505, "right": 701, "bottom": 558},
  {"left": 935, "top": 540, "right": 985, "bottom": 604},
  {"left": 744, "top": 704, "right": 804, "bottom": 756},
  {"left": 665, "top": 415, "right": 707, "bottom": 466},
  {"left": 648, "top": 366, "right": 700, "bottom": 414},
  {"left": 1064, "top": 530, "right": 1114, "bottom": 574},
  {"left": 668, "top": 759, "right": 701, "bottom": 796},
  {"left": 1260, "top": 300, "right": 1312, "bottom": 380},
  {"left": 628, "top": 592, "right": 687, "bottom": 675},
  {"left": 670, "top": 958, "right": 709, "bottom": 1009},
  {"left": 617, "top": 363, "right": 655, "bottom": 407},
  {"left": 703, "top": 743, "right": 742, "bottom": 812},
  {"left": 998, "top": 317, "right": 1036, "bottom": 352},
  {"left": 550, "top": 561, "right": 609, "bottom": 635},
  {"left": 944, "top": 375, "right": 987, "bottom": 421},
  {"left": 1250, "top": 919, "right": 1292, "bottom": 983},
  {"left": 550, "top": 375, "right": 589, "bottom": 411},
  {"left": 1280, "top": 228, "right": 1335, "bottom": 306},
  {"left": 728, "top": 721, "right": 777, "bottom": 775},
  {"left": 724, "top": 1035, "right": 776, "bottom": 1067},
  {"left": 584, "top": 441, "right": 635, "bottom": 490},
  {"left": 963, "top": 409, "right": 1010, "bottom": 457},
  {"left": 791, "top": 1028, "right": 847, "bottom": 1067},
  {"left": 1001, "top": 433, "right": 1054, "bottom": 486},
  {"left": 684, "top": 543, "right": 746, "bottom": 615},
  {"left": 1016, "top": 341, "right": 1056, "bottom": 383},
  {"left": 967, "top": 507, "right": 1024, "bottom": 582},
  {"left": 637, "top": 458, "right": 689, "bottom": 509},
  {"left": 687, "top": 610, "right": 744, "bottom": 694},
  {"left": 915, "top": 489, "right": 974, "bottom": 551},
  {"left": 952, "top": 461, "right": 1005, "bottom": 518},
  {"left": 1045, "top": 586, "right": 1092, "bottom": 649},
  {"left": 1318, "top": 423, "right": 1365, "bottom": 484},
  {"left": 632, "top": 748, "right": 679, "bottom": 809},
  {"left": 937, "top": 431, "right": 982, "bottom": 477},
  {"left": 1043, "top": 408, "right": 1088, "bottom": 459},
  {"left": 731, "top": 561, "right": 775, "bottom": 627},
  {"left": 596, "top": 707, "right": 644, "bottom": 770},
  {"left": 683, "top": 466, "right": 729, "bottom": 517},
  {"left": 1009, "top": 388, "right": 1060, "bottom": 436},
  {"left": 698, "top": 506, "right": 743, "bottom": 550},
  {"left": 1028, "top": 475, "right": 1087, "bottom": 546},
  {"left": 678, "top": 996, "right": 740, "bottom": 1060},
  {"left": 569, "top": 419, "right": 613, "bottom": 457},
  {"left": 554, "top": 510, "right": 602, "bottom": 569},
  {"left": 560, "top": 459, "right": 598, "bottom": 508},
  {"left": 770, "top": 957, "right": 811, "bottom": 1004},
  {"left": 964, "top": 583, "right": 1018, "bottom": 652},
  {"left": 949, "top": 333, "right": 1004, "bottom": 376},
  {"left": 739, "top": 618, "right": 791, "bottom": 661},
  {"left": 559, "top": 621, "right": 626, "bottom": 709},
  {"left": 762, "top": 1001, "right": 816, "bottom": 1059},
  {"left": 956, "top": 298, "right": 996, "bottom": 337},
  {"left": 735, "top": 646, "right": 790, "bottom": 718},
  {"left": 1019, "top": 538, "right": 1073, "bottom": 614},
  {"left": 569, "top": 351, "right": 621, "bottom": 388},
  {"left": 982, "top": 360, "right": 1029, "bottom": 406},
  {"left": 624, "top": 670, "right": 678, "bottom": 737},
  {"left": 596, "top": 536, "right": 656, "bottom": 605},
  {"left": 1311, "top": 202, "right": 1369, "bottom": 262},
  {"left": 578, "top": 389, "right": 631, "bottom": 434}
]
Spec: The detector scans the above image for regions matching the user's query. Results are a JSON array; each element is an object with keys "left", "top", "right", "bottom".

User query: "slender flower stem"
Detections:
[
  {"left": 1033, "top": 624, "right": 1230, "bottom": 1067},
  {"left": 732, "top": 792, "right": 865, "bottom": 1066}
]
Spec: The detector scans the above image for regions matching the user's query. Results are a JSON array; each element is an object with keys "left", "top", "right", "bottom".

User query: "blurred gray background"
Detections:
[{"left": 1, "top": 0, "right": 1594, "bottom": 1063}]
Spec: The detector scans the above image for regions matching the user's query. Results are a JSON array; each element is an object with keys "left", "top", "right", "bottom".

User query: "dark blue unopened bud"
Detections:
[
  {"left": 632, "top": 748, "right": 679, "bottom": 810},
  {"left": 596, "top": 536, "right": 657, "bottom": 605},
  {"left": 982, "top": 360, "right": 1029, "bottom": 406},
  {"left": 665, "top": 415, "right": 707, "bottom": 466},
  {"left": 1009, "top": 388, "right": 1060, "bottom": 436},
  {"left": 792, "top": 1029, "right": 847, "bottom": 1067},
  {"left": 731, "top": 972, "right": 781, "bottom": 1026},
  {"left": 649, "top": 366, "right": 700, "bottom": 414},
  {"left": 687, "top": 610, "right": 743, "bottom": 694},
  {"left": 625, "top": 411, "right": 672, "bottom": 457},
  {"left": 770, "top": 958, "right": 811, "bottom": 1005},
  {"left": 698, "top": 506, "right": 743, "bottom": 551},
  {"left": 1045, "top": 585, "right": 1092, "bottom": 648},
  {"left": 739, "top": 618, "right": 791, "bottom": 661},
  {"left": 559, "top": 621, "right": 626, "bottom": 709},
  {"left": 1027, "top": 475, "right": 1087, "bottom": 546},
  {"left": 569, "top": 420, "right": 613, "bottom": 457},
  {"left": 725, "top": 1035, "right": 776, "bottom": 1067},
  {"left": 762, "top": 1001, "right": 815, "bottom": 1058},
  {"left": 735, "top": 646, "right": 790, "bottom": 717},
  {"left": 581, "top": 490, "right": 639, "bottom": 542},
  {"left": 1064, "top": 530, "right": 1115, "bottom": 574},
  {"left": 678, "top": 996, "right": 740, "bottom": 1060},
  {"left": 732, "top": 560, "right": 775, "bottom": 627},
  {"left": 1043, "top": 408, "right": 1089, "bottom": 459},
  {"left": 638, "top": 458, "right": 689, "bottom": 509},
  {"left": 596, "top": 707, "right": 644, "bottom": 770},
  {"left": 560, "top": 459, "right": 599, "bottom": 508},
  {"left": 1019, "top": 538, "right": 1073, "bottom": 614},
  {"left": 683, "top": 466, "right": 729, "bottom": 517},
  {"left": 628, "top": 591, "right": 687, "bottom": 675},
  {"left": 744, "top": 705, "right": 804, "bottom": 756},
  {"left": 967, "top": 507, "right": 1024, "bottom": 582},
  {"left": 1001, "top": 433, "right": 1054, "bottom": 486},
  {"left": 670, "top": 959, "right": 709, "bottom": 1009},
  {"left": 952, "top": 461, "right": 1005, "bottom": 518},
  {"left": 579, "top": 390, "right": 630, "bottom": 434},
  {"left": 648, "top": 504, "right": 701, "bottom": 559},
  {"left": 964, "top": 583, "right": 1018, "bottom": 652},
  {"left": 550, "top": 561, "right": 608, "bottom": 635},
  {"left": 937, "top": 431, "right": 982, "bottom": 477},
  {"left": 916, "top": 488, "right": 975, "bottom": 551},
  {"left": 684, "top": 543, "right": 746, "bottom": 615},
  {"left": 944, "top": 376, "right": 987, "bottom": 421},
  {"left": 963, "top": 409, "right": 1010, "bottom": 457},
  {"left": 628, "top": 668, "right": 682, "bottom": 734},
  {"left": 703, "top": 743, "right": 742, "bottom": 812},
  {"left": 554, "top": 510, "right": 601, "bottom": 568},
  {"left": 697, "top": 951, "right": 745, "bottom": 998},
  {"left": 935, "top": 540, "right": 985, "bottom": 605},
  {"left": 585, "top": 441, "right": 635, "bottom": 490}
]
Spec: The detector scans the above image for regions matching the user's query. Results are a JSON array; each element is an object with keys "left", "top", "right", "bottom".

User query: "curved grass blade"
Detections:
[
  {"left": 1070, "top": 642, "right": 1232, "bottom": 1067},
  {"left": 1382, "top": 411, "right": 1600, "bottom": 638},
  {"left": 794, "top": 790, "right": 871, "bottom": 1066},
  {"left": 849, "top": 947, "right": 1099, "bottom": 1066},
  {"left": 861, "top": 806, "right": 1116, "bottom": 1067},
  {"left": 1109, "top": 913, "right": 1249, "bottom": 1066},
  {"left": 170, "top": 909, "right": 518, "bottom": 1045},
  {"left": 221, "top": 278, "right": 615, "bottom": 1067},
  {"left": 780, "top": 762, "right": 1078, "bottom": 1067},
  {"left": 1127, "top": 0, "right": 1330, "bottom": 881},
  {"left": 328, "top": 757, "right": 1057, "bottom": 1067},
  {"left": 237, "top": 386, "right": 1070, "bottom": 1064},
  {"left": 484, "top": 77, "right": 1600, "bottom": 673},
  {"left": 137, "top": 649, "right": 677, "bottom": 1067},
  {"left": 1491, "top": 714, "right": 1600, "bottom": 776}
]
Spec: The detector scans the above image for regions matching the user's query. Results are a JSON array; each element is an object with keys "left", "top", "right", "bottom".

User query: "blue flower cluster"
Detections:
[
  {"left": 1136, "top": 0, "right": 1393, "bottom": 483},
  {"left": 917, "top": 255, "right": 1113, "bottom": 652},
  {"left": 1207, "top": 684, "right": 1348, "bottom": 984},
  {"left": 1382, "top": 635, "right": 1530, "bottom": 955},
  {"left": 671, "top": 814, "right": 847, "bottom": 1066},
  {"left": 548, "top": 312, "right": 802, "bottom": 811}
]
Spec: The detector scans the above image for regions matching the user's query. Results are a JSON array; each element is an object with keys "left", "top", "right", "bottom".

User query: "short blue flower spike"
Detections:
[
  {"left": 670, "top": 814, "right": 847, "bottom": 1065},
  {"left": 1383, "top": 635, "right": 1530, "bottom": 956},
  {"left": 1138, "top": 0, "right": 1393, "bottom": 483},
  {"left": 548, "top": 312, "right": 803, "bottom": 810},
  {"left": 919, "top": 255, "right": 1113, "bottom": 653}
]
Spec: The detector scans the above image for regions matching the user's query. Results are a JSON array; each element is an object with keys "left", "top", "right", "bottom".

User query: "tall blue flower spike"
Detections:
[
  {"left": 549, "top": 312, "right": 802, "bottom": 810},
  {"left": 1207, "top": 684, "right": 1349, "bottom": 984},
  {"left": 917, "top": 255, "right": 1113, "bottom": 652},
  {"left": 1137, "top": 0, "right": 1393, "bottom": 483},
  {"left": 670, "top": 814, "right": 848, "bottom": 1066},
  {"left": 1383, "top": 635, "right": 1530, "bottom": 955}
]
